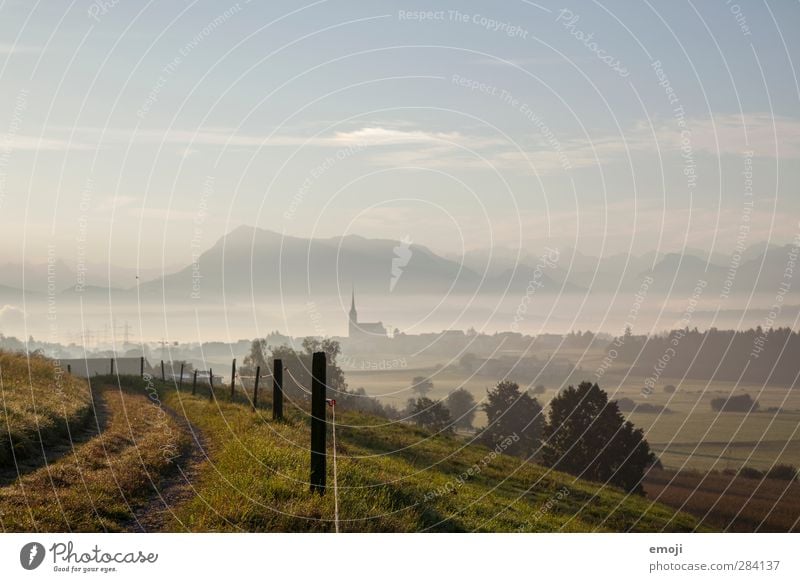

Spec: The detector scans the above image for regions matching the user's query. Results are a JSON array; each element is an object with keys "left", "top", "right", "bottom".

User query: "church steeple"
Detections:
[{"left": 349, "top": 287, "right": 358, "bottom": 337}]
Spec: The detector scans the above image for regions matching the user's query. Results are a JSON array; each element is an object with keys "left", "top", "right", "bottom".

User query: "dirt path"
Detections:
[
  {"left": 125, "top": 406, "right": 209, "bottom": 532},
  {"left": 0, "top": 384, "right": 207, "bottom": 532}
]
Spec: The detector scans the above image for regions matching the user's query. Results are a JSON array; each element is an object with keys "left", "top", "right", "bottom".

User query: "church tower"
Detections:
[{"left": 349, "top": 288, "right": 358, "bottom": 338}]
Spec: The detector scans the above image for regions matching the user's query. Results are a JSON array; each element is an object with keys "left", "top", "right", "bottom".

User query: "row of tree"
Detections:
[
  {"left": 407, "top": 379, "right": 655, "bottom": 494},
  {"left": 612, "top": 326, "right": 800, "bottom": 386}
]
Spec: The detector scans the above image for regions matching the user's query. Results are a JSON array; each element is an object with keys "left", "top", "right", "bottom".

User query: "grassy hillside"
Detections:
[
  {"left": 0, "top": 377, "right": 191, "bottom": 532},
  {"left": 161, "top": 383, "right": 703, "bottom": 532},
  {"left": 0, "top": 351, "right": 93, "bottom": 467}
]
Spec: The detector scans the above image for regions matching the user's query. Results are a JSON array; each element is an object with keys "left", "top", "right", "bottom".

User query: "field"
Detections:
[
  {"left": 0, "top": 351, "right": 93, "bottom": 467},
  {"left": 644, "top": 469, "right": 800, "bottom": 532},
  {"left": 346, "top": 347, "right": 800, "bottom": 473}
]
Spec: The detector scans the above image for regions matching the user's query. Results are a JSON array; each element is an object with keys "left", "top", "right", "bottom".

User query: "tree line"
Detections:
[{"left": 612, "top": 326, "right": 800, "bottom": 386}]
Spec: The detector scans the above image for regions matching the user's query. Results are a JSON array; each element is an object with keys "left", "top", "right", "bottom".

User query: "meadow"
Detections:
[
  {"left": 0, "top": 351, "right": 93, "bottom": 467},
  {"left": 159, "top": 382, "right": 700, "bottom": 532}
]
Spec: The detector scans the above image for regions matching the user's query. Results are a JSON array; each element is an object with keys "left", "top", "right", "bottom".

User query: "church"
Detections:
[{"left": 348, "top": 289, "right": 387, "bottom": 339}]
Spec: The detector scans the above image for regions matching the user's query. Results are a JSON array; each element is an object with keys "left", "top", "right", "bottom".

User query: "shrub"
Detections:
[
  {"left": 765, "top": 464, "right": 798, "bottom": 481},
  {"left": 664, "top": 384, "right": 676, "bottom": 394},
  {"left": 710, "top": 393, "right": 759, "bottom": 412},
  {"left": 738, "top": 466, "right": 764, "bottom": 480}
]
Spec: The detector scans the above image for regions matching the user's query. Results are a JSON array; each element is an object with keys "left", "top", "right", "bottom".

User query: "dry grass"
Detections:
[
  {"left": 0, "top": 351, "right": 93, "bottom": 467},
  {"left": 644, "top": 468, "right": 800, "bottom": 532},
  {"left": 0, "top": 378, "right": 190, "bottom": 532}
]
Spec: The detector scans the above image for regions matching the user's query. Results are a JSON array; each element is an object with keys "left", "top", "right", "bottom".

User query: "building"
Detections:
[{"left": 348, "top": 289, "right": 387, "bottom": 339}]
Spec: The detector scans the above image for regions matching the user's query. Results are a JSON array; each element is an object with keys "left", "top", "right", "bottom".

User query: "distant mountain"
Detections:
[
  {"left": 135, "top": 226, "right": 583, "bottom": 301},
  {"left": 5, "top": 228, "right": 794, "bottom": 304},
  {"left": 0, "top": 259, "right": 73, "bottom": 294}
]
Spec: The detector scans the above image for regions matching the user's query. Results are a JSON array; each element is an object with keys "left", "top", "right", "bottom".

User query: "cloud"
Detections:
[
  {"left": 647, "top": 113, "right": 800, "bottom": 159},
  {"left": 10, "top": 114, "right": 799, "bottom": 169},
  {"left": 0, "top": 44, "right": 40, "bottom": 55},
  {"left": 0, "top": 135, "right": 97, "bottom": 151}
]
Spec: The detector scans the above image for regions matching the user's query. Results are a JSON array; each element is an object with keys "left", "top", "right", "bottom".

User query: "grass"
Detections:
[
  {"left": 0, "top": 351, "right": 93, "bottom": 467},
  {"left": 0, "top": 377, "right": 190, "bottom": 532},
  {"left": 160, "top": 382, "right": 703, "bottom": 532},
  {"left": 644, "top": 468, "right": 800, "bottom": 532}
]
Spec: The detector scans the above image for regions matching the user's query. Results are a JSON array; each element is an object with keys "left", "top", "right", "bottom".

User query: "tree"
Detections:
[
  {"left": 446, "top": 388, "right": 476, "bottom": 430},
  {"left": 459, "top": 352, "right": 478, "bottom": 372},
  {"left": 411, "top": 375, "right": 433, "bottom": 398},
  {"left": 241, "top": 338, "right": 269, "bottom": 376},
  {"left": 479, "top": 381, "right": 544, "bottom": 458},
  {"left": 532, "top": 384, "right": 546, "bottom": 395},
  {"left": 542, "top": 381, "right": 656, "bottom": 494},
  {"left": 243, "top": 338, "right": 348, "bottom": 401},
  {"left": 411, "top": 397, "right": 453, "bottom": 433}
]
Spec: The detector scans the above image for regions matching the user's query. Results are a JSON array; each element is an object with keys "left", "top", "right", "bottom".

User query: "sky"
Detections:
[{"left": 1, "top": 0, "right": 799, "bottom": 273}]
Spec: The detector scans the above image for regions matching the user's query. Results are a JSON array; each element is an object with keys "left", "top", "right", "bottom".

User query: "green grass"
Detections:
[
  {"left": 0, "top": 351, "right": 93, "bottom": 467},
  {"left": 161, "top": 382, "right": 704, "bottom": 532}
]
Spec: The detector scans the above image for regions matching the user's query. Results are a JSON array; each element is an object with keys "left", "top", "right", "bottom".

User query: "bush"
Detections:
[
  {"left": 765, "top": 464, "right": 798, "bottom": 481},
  {"left": 616, "top": 398, "right": 670, "bottom": 414},
  {"left": 738, "top": 466, "right": 764, "bottom": 480},
  {"left": 532, "top": 384, "right": 546, "bottom": 395},
  {"left": 664, "top": 385, "right": 676, "bottom": 394},
  {"left": 710, "top": 393, "right": 759, "bottom": 412}
]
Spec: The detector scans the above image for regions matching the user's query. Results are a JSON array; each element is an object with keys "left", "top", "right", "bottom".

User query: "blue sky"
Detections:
[{"left": 1, "top": 0, "right": 798, "bottom": 270}]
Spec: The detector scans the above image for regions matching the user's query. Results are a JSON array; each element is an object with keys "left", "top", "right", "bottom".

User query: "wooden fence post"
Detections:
[
  {"left": 209, "top": 368, "right": 214, "bottom": 400},
  {"left": 140, "top": 356, "right": 144, "bottom": 377},
  {"left": 67, "top": 364, "right": 71, "bottom": 374},
  {"left": 230, "top": 358, "right": 236, "bottom": 400},
  {"left": 253, "top": 365, "right": 260, "bottom": 410},
  {"left": 273, "top": 358, "right": 283, "bottom": 421},
  {"left": 110, "top": 358, "right": 114, "bottom": 375},
  {"left": 310, "top": 351, "right": 326, "bottom": 495},
  {"left": 192, "top": 369, "right": 197, "bottom": 395},
  {"left": 161, "top": 360, "right": 165, "bottom": 382},
  {"left": 179, "top": 363, "right": 184, "bottom": 387}
]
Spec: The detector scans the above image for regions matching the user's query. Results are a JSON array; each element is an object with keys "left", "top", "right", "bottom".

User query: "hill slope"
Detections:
[{"left": 161, "top": 383, "right": 703, "bottom": 532}]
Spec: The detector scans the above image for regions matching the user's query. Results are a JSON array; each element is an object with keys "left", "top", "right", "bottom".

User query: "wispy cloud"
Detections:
[
  {"left": 5, "top": 115, "right": 798, "bottom": 169},
  {"left": 0, "top": 43, "right": 41, "bottom": 55}
]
